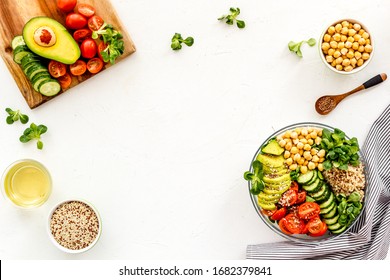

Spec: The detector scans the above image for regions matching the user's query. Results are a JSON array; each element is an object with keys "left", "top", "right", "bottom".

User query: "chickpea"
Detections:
[
  {"left": 337, "top": 42, "right": 345, "bottom": 49},
  {"left": 362, "top": 32, "right": 370, "bottom": 39},
  {"left": 324, "top": 33, "right": 331, "bottom": 42},
  {"left": 303, "top": 151, "right": 312, "bottom": 160},
  {"left": 346, "top": 51, "right": 354, "bottom": 59},
  {"left": 333, "top": 33, "right": 341, "bottom": 42},
  {"left": 292, "top": 138, "right": 299, "bottom": 145},
  {"left": 310, "top": 148, "right": 318, "bottom": 156},
  {"left": 358, "top": 29, "right": 365, "bottom": 35},
  {"left": 286, "top": 157, "right": 293, "bottom": 166},
  {"left": 352, "top": 42, "right": 359, "bottom": 50},
  {"left": 298, "top": 157, "right": 305, "bottom": 165},
  {"left": 341, "top": 20, "right": 349, "bottom": 27},
  {"left": 285, "top": 138, "right": 292, "bottom": 143},
  {"left": 310, "top": 131, "right": 317, "bottom": 138},
  {"left": 299, "top": 149, "right": 303, "bottom": 156},
  {"left": 362, "top": 52, "right": 370, "bottom": 60},
  {"left": 303, "top": 144, "right": 311, "bottom": 151},
  {"left": 290, "top": 131, "right": 298, "bottom": 139},
  {"left": 340, "top": 48, "right": 347, "bottom": 55},
  {"left": 276, "top": 135, "right": 283, "bottom": 141},
  {"left": 319, "top": 157, "right": 325, "bottom": 163},
  {"left": 278, "top": 139, "right": 286, "bottom": 148},
  {"left": 333, "top": 50, "right": 341, "bottom": 58},
  {"left": 335, "top": 57, "right": 343, "bottom": 65},
  {"left": 289, "top": 164, "right": 298, "bottom": 171},
  {"left": 291, "top": 146, "right": 299, "bottom": 154},
  {"left": 308, "top": 139, "right": 314, "bottom": 145},
  {"left": 336, "top": 64, "right": 343, "bottom": 71},
  {"left": 357, "top": 58, "right": 364, "bottom": 67},
  {"left": 312, "top": 155, "right": 320, "bottom": 163},
  {"left": 358, "top": 45, "right": 365, "bottom": 52},
  {"left": 317, "top": 163, "right": 324, "bottom": 171},
  {"left": 350, "top": 57, "right": 357, "bottom": 66},
  {"left": 294, "top": 128, "right": 302, "bottom": 134},
  {"left": 347, "top": 36, "right": 355, "bottom": 43},
  {"left": 348, "top": 29, "right": 357, "bottom": 37},
  {"left": 330, "top": 41, "right": 338, "bottom": 49},
  {"left": 317, "top": 129, "right": 323, "bottom": 137},
  {"left": 358, "top": 38, "right": 366, "bottom": 45},
  {"left": 344, "top": 65, "right": 353, "bottom": 72},
  {"left": 296, "top": 142, "right": 304, "bottom": 150},
  {"left": 366, "top": 38, "right": 371, "bottom": 45},
  {"left": 308, "top": 161, "right": 316, "bottom": 170},
  {"left": 354, "top": 34, "right": 361, "bottom": 41},
  {"left": 300, "top": 166, "right": 308, "bottom": 174},
  {"left": 303, "top": 160, "right": 309, "bottom": 166},
  {"left": 353, "top": 23, "right": 361, "bottom": 31},
  {"left": 301, "top": 128, "right": 308, "bottom": 136},
  {"left": 300, "top": 138, "right": 308, "bottom": 144},
  {"left": 327, "top": 26, "right": 335, "bottom": 35},
  {"left": 315, "top": 137, "right": 322, "bottom": 145},
  {"left": 317, "top": 149, "right": 326, "bottom": 158},
  {"left": 354, "top": 51, "right": 362, "bottom": 59},
  {"left": 341, "top": 26, "right": 349, "bottom": 35},
  {"left": 365, "top": 44, "right": 373, "bottom": 53},
  {"left": 341, "top": 35, "right": 347, "bottom": 42},
  {"left": 284, "top": 150, "right": 291, "bottom": 159},
  {"left": 328, "top": 48, "right": 335, "bottom": 56},
  {"left": 326, "top": 55, "right": 334, "bottom": 63},
  {"left": 284, "top": 130, "right": 291, "bottom": 138},
  {"left": 322, "top": 42, "right": 330, "bottom": 51},
  {"left": 335, "top": 23, "right": 342, "bottom": 32},
  {"left": 345, "top": 41, "right": 352, "bottom": 49},
  {"left": 293, "top": 153, "right": 301, "bottom": 162},
  {"left": 306, "top": 134, "right": 311, "bottom": 140},
  {"left": 285, "top": 142, "right": 292, "bottom": 151}
]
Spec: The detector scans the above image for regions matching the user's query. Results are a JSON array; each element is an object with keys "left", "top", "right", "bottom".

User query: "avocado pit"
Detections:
[{"left": 34, "top": 26, "right": 56, "bottom": 47}]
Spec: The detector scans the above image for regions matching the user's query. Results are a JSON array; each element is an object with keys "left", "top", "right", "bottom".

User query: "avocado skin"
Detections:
[{"left": 23, "top": 16, "right": 80, "bottom": 64}]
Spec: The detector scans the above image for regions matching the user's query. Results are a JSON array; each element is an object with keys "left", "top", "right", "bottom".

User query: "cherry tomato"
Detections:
[
  {"left": 296, "top": 190, "right": 307, "bottom": 205},
  {"left": 287, "top": 205, "right": 299, "bottom": 215},
  {"left": 279, "top": 189, "right": 298, "bottom": 207},
  {"left": 261, "top": 209, "right": 276, "bottom": 217},
  {"left": 279, "top": 218, "right": 293, "bottom": 235},
  {"left": 57, "top": 73, "right": 72, "bottom": 89},
  {"left": 309, "top": 222, "right": 328, "bottom": 237},
  {"left": 283, "top": 214, "right": 305, "bottom": 234},
  {"left": 307, "top": 217, "right": 324, "bottom": 235},
  {"left": 290, "top": 181, "right": 299, "bottom": 192},
  {"left": 80, "top": 38, "right": 97, "bottom": 59},
  {"left": 73, "top": 28, "right": 92, "bottom": 43},
  {"left": 87, "top": 57, "right": 104, "bottom": 74},
  {"left": 300, "top": 222, "right": 309, "bottom": 234},
  {"left": 270, "top": 207, "right": 287, "bottom": 221},
  {"left": 88, "top": 15, "right": 104, "bottom": 31},
  {"left": 69, "top": 60, "right": 87, "bottom": 76},
  {"left": 66, "top": 13, "right": 87, "bottom": 29},
  {"left": 48, "top": 60, "right": 67, "bottom": 78},
  {"left": 76, "top": 3, "right": 95, "bottom": 18},
  {"left": 97, "top": 41, "right": 108, "bottom": 61},
  {"left": 57, "top": 0, "right": 77, "bottom": 12},
  {"left": 298, "top": 202, "right": 321, "bottom": 220}
]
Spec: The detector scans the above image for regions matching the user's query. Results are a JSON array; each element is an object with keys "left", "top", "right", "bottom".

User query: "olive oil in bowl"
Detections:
[{"left": 2, "top": 159, "right": 52, "bottom": 208}]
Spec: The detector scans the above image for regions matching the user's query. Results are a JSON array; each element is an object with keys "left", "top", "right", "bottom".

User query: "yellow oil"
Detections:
[{"left": 3, "top": 160, "right": 51, "bottom": 208}]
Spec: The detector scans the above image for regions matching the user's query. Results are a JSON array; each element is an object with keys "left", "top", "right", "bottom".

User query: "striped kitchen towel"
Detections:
[{"left": 246, "top": 105, "right": 390, "bottom": 260}]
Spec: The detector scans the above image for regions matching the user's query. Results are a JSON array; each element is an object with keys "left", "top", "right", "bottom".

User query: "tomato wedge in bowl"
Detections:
[{"left": 247, "top": 122, "right": 366, "bottom": 243}]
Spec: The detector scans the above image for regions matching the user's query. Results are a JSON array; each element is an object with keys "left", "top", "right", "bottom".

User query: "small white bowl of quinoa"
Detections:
[{"left": 47, "top": 199, "right": 102, "bottom": 254}]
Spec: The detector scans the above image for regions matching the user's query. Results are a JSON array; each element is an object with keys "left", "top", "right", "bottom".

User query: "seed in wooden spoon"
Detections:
[{"left": 316, "top": 96, "right": 336, "bottom": 114}]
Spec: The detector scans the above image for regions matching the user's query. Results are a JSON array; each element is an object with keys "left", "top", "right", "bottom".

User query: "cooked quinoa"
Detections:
[
  {"left": 322, "top": 163, "right": 365, "bottom": 201},
  {"left": 50, "top": 201, "right": 100, "bottom": 250}
]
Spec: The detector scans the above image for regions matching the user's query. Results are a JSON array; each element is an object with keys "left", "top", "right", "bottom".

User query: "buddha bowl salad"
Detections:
[{"left": 244, "top": 126, "right": 365, "bottom": 237}]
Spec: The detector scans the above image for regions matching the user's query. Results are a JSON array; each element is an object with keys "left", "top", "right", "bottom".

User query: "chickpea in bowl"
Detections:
[{"left": 320, "top": 19, "right": 373, "bottom": 74}]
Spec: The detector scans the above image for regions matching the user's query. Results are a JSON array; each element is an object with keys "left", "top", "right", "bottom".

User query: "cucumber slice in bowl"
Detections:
[{"left": 39, "top": 79, "right": 61, "bottom": 96}]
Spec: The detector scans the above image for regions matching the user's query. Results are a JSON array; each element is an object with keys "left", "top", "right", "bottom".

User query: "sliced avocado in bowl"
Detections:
[
  {"left": 256, "top": 154, "right": 285, "bottom": 168},
  {"left": 261, "top": 139, "right": 284, "bottom": 156}
]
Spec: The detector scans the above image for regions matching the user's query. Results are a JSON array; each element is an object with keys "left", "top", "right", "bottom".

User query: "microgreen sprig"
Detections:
[
  {"left": 218, "top": 7, "right": 245, "bottom": 29},
  {"left": 171, "top": 33, "right": 194, "bottom": 51},
  {"left": 92, "top": 22, "right": 125, "bottom": 64},
  {"left": 288, "top": 38, "right": 316, "bottom": 57},
  {"left": 5, "top": 108, "right": 29, "bottom": 124},
  {"left": 19, "top": 123, "right": 47, "bottom": 150},
  {"left": 244, "top": 160, "right": 265, "bottom": 195}
]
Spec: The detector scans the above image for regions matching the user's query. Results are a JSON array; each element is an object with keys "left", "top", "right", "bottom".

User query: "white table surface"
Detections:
[{"left": 1, "top": 0, "right": 389, "bottom": 260}]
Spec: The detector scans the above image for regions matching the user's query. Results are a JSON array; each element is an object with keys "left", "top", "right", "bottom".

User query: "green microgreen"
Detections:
[
  {"left": 218, "top": 7, "right": 245, "bottom": 28},
  {"left": 336, "top": 192, "right": 363, "bottom": 227},
  {"left": 5, "top": 108, "right": 29, "bottom": 124},
  {"left": 171, "top": 33, "right": 194, "bottom": 51},
  {"left": 92, "top": 22, "right": 125, "bottom": 64},
  {"left": 244, "top": 160, "right": 265, "bottom": 195},
  {"left": 19, "top": 123, "right": 47, "bottom": 150},
  {"left": 319, "top": 128, "right": 360, "bottom": 170},
  {"left": 288, "top": 38, "right": 316, "bottom": 57}
]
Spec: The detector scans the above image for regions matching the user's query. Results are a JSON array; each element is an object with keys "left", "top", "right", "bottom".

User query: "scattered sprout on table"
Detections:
[{"left": 218, "top": 7, "right": 245, "bottom": 29}]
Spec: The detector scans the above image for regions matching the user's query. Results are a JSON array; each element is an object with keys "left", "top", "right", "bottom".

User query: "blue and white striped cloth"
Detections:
[{"left": 247, "top": 105, "right": 390, "bottom": 260}]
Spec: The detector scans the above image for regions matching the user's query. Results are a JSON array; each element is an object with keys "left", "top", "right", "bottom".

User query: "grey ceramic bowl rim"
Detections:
[{"left": 248, "top": 122, "right": 366, "bottom": 244}]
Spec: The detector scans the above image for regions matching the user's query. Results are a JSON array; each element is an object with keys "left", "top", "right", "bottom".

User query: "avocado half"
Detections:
[{"left": 23, "top": 16, "right": 80, "bottom": 64}]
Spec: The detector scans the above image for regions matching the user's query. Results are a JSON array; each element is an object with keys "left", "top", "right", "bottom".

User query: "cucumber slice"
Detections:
[
  {"left": 331, "top": 225, "right": 347, "bottom": 234},
  {"left": 297, "top": 170, "right": 315, "bottom": 184},
  {"left": 328, "top": 222, "right": 342, "bottom": 231},
  {"left": 316, "top": 187, "right": 332, "bottom": 204},
  {"left": 21, "top": 53, "right": 41, "bottom": 69},
  {"left": 303, "top": 178, "right": 321, "bottom": 193},
  {"left": 32, "top": 74, "right": 51, "bottom": 92},
  {"left": 305, "top": 170, "right": 318, "bottom": 186},
  {"left": 310, "top": 183, "right": 327, "bottom": 199},
  {"left": 322, "top": 204, "right": 338, "bottom": 219},
  {"left": 319, "top": 192, "right": 335, "bottom": 209},
  {"left": 39, "top": 79, "right": 61, "bottom": 96},
  {"left": 320, "top": 201, "right": 335, "bottom": 215},
  {"left": 13, "top": 45, "right": 31, "bottom": 64},
  {"left": 26, "top": 64, "right": 48, "bottom": 80},
  {"left": 324, "top": 214, "right": 339, "bottom": 225},
  {"left": 11, "top": 35, "right": 25, "bottom": 50},
  {"left": 317, "top": 170, "right": 324, "bottom": 180}
]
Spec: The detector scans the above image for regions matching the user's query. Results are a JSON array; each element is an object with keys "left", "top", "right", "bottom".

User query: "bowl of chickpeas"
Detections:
[{"left": 320, "top": 19, "right": 373, "bottom": 74}]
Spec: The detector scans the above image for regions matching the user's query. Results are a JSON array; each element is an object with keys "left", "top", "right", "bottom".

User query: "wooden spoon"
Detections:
[{"left": 315, "top": 73, "right": 387, "bottom": 115}]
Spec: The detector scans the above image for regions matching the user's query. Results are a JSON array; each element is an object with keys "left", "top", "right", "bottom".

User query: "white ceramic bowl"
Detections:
[
  {"left": 47, "top": 199, "right": 102, "bottom": 254},
  {"left": 319, "top": 19, "right": 374, "bottom": 75}
]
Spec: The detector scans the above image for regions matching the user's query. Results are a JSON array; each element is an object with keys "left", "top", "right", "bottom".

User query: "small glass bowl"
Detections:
[{"left": 248, "top": 122, "right": 366, "bottom": 243}]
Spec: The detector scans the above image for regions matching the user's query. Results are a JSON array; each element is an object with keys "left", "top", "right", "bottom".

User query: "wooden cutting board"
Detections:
[{"left": 0, "top": 0, "right": 136, "bottom": 109}]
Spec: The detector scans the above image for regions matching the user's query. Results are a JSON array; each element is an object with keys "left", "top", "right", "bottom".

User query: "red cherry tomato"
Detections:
[
  {"left": 270, "top": 207, "right": 287, "bottom": 221},
  {"left": 309, "top": 221, "right": 328, "bottom": 237},
  {"left": 73, "top": 28, "right": 92, "bottom": 43},
  {"left": 298, "top": 202, "right": 321, "bottom": 220},
  {"left": 279, "top": 189, "right": 298, "bottom": 207},
  {"left": 307, "top": 216, "right": 324, "bottom": 235},
  {"left": 300, "top": 222, "right": 309, "bottom": 234},
  {"left": 296, "top": 190, "right": 307, "bottom": 205},
  {"left": 76, "top": 3, "right": 95, "bottom": 18},
  {"left": 290, "top": 181, "right": 299, "bottom": 192},
  {"left": 97, "top": 41, "right": 108, "bottom": 61},
  {"left": 88, "top": 15, "right": 104, "bottom": 31},
  {"left": 69, "top": 60, "right": 87, "bottom": 76},
  {"left": 261, "top": 209, "right": 276, "bottom": 217},
  {"left": 57, "top": 73, "right": 72, "bottom": 89},
  {"left": 57, "top": 0, "right": 77, "bottom": 12},
  {"left": 87, "top": 57, "right": 104, "bottom": 74},
  {"left": 283, "top": 214, "right": 305, "bottom": 234},
  {"left": 48, "top": 60, "right": 67, "bottom": 78},
  {"left": 66, "top": 13, "right": 87, "bottom": 29},
  {"left": 279, "top": 218, "right": 293, "bottom": 235},
  {"left": 80, "top": 38, "right": 97, "bottom": 59}
]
